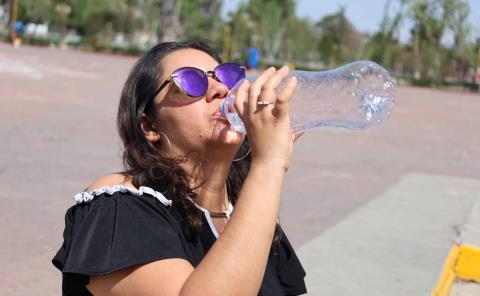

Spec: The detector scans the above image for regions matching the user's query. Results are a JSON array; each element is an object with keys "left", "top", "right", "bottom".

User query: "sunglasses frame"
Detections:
[{"left": 151, "top": 63, "right": 246, "bottom": 101}]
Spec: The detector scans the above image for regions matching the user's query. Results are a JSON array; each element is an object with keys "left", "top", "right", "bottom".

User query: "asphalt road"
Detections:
[{"left": 1, "top": 42, "right": 479, "bottom": 295}]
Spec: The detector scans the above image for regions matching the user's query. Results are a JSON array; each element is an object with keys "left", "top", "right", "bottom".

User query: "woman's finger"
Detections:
[
  {"left": 273, "top": 76, "right": 297, "bottom": 119},
  {"left": 233, "top": 80, "right": 250, "bottom": 120},
  {"left": 257, "top": 66, "right": 290, "bottom": 110},
  {"left": 248, "top": 67, "right": 276, "bottom": 114}
]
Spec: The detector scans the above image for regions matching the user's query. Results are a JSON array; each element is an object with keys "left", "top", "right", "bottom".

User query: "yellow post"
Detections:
[
  {"left": 431, "top": 245, "right": 460, "bottom": 296},
  {"left": 432, "top": 244, "right": 480, "bottom": 296},
  {"left": 454, "top": 245, "right": 480, "bottom": 282}
]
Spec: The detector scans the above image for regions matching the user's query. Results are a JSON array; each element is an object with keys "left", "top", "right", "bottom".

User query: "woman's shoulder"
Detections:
[
  {"left": 75, "top": 173, "right": 172, "bottom": 207},
  {"left": 53, "top": 174, "right": 188, "bottom": 276},
  {"left": 84, "top": 172, "right": 134, "bottom": 192}
]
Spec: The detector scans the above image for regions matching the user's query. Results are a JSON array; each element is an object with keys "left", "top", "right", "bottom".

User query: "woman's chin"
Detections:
[{"left": 216, "top": 126, "right": 244, "bottom": 145}]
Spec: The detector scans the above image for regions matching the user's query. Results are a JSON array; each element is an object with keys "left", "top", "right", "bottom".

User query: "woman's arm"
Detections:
[
  {"left": 87, "top": 66, "right": 297, "bottom": 296},
  {"left": 180, "top": 161, "right": 286, "bottom": 296}
]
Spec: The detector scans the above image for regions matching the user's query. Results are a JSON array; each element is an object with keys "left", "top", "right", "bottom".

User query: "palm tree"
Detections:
[
  {"left": 430, "top": 0, "right": 468, "bottom": 83},
  {"left": 247, "top": 0, "right": 295, "bottom": 64},
  {"left": 448, "top": 0, "right": 469, "bottom": 80},
  {"left": 409, "top": 0, "right": 432, "bottom": 79},
  {"left": 370, "top": 0, "right": 407, "bottom": 70},
  {"left": 316, "top": 7, "right": 363, "bottom": 67},
  {"left": 158, "top": 0, "right": 183, "bottom": 42}
]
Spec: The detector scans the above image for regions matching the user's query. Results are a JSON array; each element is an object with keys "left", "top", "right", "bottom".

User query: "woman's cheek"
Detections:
[{"left": 176, "top": 107, "right": 207, "bottom": 135}]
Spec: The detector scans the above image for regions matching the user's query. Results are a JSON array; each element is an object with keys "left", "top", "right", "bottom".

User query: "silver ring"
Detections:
[{"left": 257, "top": 101, "right": 273, "bottom": 106}]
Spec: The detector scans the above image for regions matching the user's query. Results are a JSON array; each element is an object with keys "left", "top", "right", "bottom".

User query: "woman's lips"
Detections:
[{"left": 212, "top": 110, "right": 229, "bottom": 123}]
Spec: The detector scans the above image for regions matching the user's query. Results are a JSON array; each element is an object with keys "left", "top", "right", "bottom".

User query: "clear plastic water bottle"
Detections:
[{"left": 220, "top": 60, "right": 395, "bottom": 134}]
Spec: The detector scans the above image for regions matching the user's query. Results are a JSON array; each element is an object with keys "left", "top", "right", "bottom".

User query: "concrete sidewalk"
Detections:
[{"left": 298, "top": 173, "right": 480, "bottom": 296}]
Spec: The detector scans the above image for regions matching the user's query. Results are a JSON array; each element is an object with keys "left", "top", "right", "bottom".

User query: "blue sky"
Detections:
[{"left": 222, "top": 0, "right": 480, "bottom": 42}]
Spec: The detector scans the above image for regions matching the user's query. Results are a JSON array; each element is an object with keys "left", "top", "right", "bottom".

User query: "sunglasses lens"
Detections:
[
  {"left": 215, "top": 63, "right": 246, "bottom": 89},
  {"left": 174, "top": 68, "right": 208, "bottom": 97}
]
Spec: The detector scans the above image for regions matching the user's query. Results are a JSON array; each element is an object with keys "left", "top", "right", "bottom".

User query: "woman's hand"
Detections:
[{"left": 234, "top": 66, "right": 298, "bottom": 171}]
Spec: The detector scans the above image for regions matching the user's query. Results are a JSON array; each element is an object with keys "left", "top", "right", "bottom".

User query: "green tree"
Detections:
[
  {"left": 246, "top": 0, "right": 295, "bottom": 63},
  {"left": 284, "top": 17, "right": 319, "bottom": 67},
  {"left": 447, "top": 0, "right": 470, "bottom": 80},
  {"left": 365, "top": 0, "right": 408, "bottom": 72},
  {"left": 430, "top": 0, "right": 451, "bottom": 81},
  {"left": 17, "top": 0, "right": 55, "bottom": 23},
  {"left": 145, "top": 0, "right": 224, "bottom": 43},
  {"left": 408, "top": 0, "right": 434, "bottom": 79},
  {"left": 316, "top": 7, "right": 363, "bottom": 67},
  {"left": 64, "top": 0, "right": 125, "bottom": 38},
  {"left": 156, "top": 0, "right": 183, "bottom": 41},
  {"left": 406, "top": 0, "right": 472, "bottom": 81},
  {"left": 180, "top": 0, "right": 223, "bottom": 41},
  {"left": 225, "top": 2, "right": 254, "bottom": 62},
  {"left": 426, "top": 0, "right": 469, "bottom": 82}
]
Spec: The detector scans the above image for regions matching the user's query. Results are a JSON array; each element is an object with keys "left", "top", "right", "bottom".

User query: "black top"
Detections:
[{"left": 52, "top": 186, "right": 307, "bottom": 296}]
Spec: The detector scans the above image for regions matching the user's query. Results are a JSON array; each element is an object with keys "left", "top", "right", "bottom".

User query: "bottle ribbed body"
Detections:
[{"left": 220, "top": 60, "right": 395, "bottom": 134}]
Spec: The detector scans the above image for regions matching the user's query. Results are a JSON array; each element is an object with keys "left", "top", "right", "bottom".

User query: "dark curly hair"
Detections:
[{"left": 117, "top": 39, "right": 280, "bottom": 241}]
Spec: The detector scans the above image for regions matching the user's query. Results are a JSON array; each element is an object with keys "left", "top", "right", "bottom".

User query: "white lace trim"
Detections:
[
  {"left": 74, "top": 185, "right": 233, "bottom": 238},
  {"left": 74, "top": 185, "right": 172, "bottom": 207}
]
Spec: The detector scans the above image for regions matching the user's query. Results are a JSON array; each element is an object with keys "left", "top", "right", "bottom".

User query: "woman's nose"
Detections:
[{"left": 205, "top": 78, "right": 229, "bottom": 102}]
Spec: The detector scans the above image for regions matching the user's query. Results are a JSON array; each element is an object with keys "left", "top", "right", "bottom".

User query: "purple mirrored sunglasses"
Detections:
[{"left": 152, "top": 62, "right": 246, "bottom": 100}]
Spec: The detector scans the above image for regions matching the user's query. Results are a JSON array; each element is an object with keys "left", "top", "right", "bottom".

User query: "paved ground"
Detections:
[
  {"left": 299, "top": 173, "right": 480, "bottom": 295},
  {"left": 0, "top": 42, "right": 479, "bottom": 295}
]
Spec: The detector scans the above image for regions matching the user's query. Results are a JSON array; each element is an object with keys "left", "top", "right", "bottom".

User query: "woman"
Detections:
[{"left": 52, "top": 39, "right": 306, "bottom": 296}]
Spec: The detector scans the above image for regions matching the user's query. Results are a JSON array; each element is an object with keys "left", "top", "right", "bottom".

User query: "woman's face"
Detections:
[{"left": 151, "top": 48, "right": 244, "bottom": 157}]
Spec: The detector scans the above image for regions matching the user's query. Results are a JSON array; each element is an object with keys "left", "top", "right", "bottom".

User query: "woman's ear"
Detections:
[{"left": 140, "top": 114, "right": 161, "bottom": 143}]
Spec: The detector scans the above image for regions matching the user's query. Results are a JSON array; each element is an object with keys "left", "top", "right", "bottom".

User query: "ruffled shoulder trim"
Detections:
[{"left": 73, "top": 185, "right": 172, "bottom": 207}]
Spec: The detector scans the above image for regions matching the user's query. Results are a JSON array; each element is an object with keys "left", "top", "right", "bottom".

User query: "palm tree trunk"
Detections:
[
  {"left": 433, "top": 39, "right": 442, "bottom": 83},
  {"left": 475, "top": 39, "right": 480, "bottom": 84},
  {"left": 159, "top": 0, "right": 183, "bottom": 42},
  {"left": 413, "top": 33, "right": 422, "bottom": 79}
]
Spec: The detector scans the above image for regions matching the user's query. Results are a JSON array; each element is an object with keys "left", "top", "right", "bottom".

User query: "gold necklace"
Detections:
[{"left": 209, "top": 211, "right": 228, "bottom": 218}]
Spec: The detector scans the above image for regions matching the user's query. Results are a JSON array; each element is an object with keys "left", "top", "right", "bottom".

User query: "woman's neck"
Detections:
[
  {"left": 193, "top": 178, "right": 229, "bottom": 213},
  {"left": 183, "top": 151, "right": 234, "bottom": 213}
]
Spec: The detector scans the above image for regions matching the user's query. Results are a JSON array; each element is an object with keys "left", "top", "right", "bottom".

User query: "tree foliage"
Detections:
[
  {"left": 316, "top": 7, "right": 365, "bottom": 67},
  {"left": 9, "top": 0, "right": 479, "bottom": 84}
]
